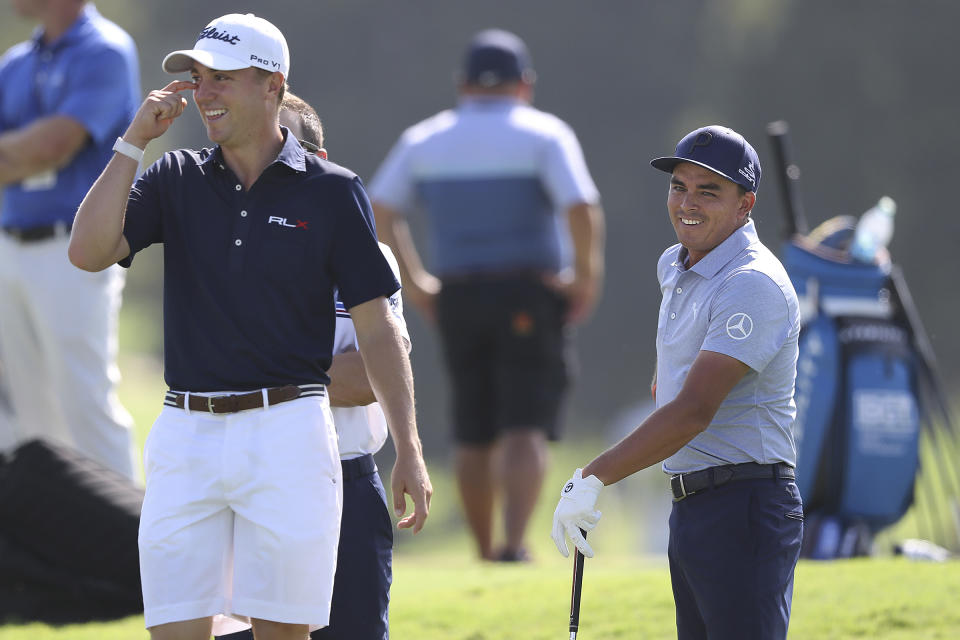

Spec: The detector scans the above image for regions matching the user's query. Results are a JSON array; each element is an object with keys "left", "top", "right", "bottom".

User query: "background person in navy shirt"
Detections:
[
  {"left": 370, "top": 29, "right": 605, "bottom": 562},
  {"left": 69, "top": 13, "right": 431, "bottom": 640},
  {"left": 0, "top": 0, "right": 140, "bottom": 479}
]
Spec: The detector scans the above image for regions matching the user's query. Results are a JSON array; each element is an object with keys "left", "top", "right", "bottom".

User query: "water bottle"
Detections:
[{"left": 850, "top": 196, "right": 896, "bottom": 264}]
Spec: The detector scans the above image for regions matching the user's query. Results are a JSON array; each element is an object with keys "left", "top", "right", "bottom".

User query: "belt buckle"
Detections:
[
  {"left": 209, "top": 394, "right": 240, "bottom": 413},
  {"left": 671, "top": 473, "right": 688, "bottom": 502}
]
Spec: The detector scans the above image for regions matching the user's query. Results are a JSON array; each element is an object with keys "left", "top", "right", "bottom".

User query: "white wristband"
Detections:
[{"left": 112, "top": 137, "right": 144, "bottom": 163}]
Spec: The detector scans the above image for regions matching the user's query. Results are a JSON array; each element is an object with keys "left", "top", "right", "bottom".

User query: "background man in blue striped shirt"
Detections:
[{"left": 370, "top": 29, "right": 605, "bottom": 562}]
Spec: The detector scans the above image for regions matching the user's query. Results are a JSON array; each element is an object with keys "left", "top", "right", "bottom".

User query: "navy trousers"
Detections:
[
  {"left": 667, "top": 475, "right": 803, "bottom": 640},
  {"left": 217, "top": 454, "right": 394, "bottom": 640}
]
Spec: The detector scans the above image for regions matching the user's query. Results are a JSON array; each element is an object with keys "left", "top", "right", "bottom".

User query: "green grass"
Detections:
[
  {"left": 391, "top": 555, "right": 960, "bottom": 639},
  {"left": 3, "top": 322, "right": 958, "bottom": 638},
  {"left": 3, "top": 555, "right": 958, "bottom": 639}
]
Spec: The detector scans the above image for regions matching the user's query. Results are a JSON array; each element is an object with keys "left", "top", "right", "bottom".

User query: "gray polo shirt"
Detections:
[{"left": 656, "top": 220, "right": 800, "bottom": 474}]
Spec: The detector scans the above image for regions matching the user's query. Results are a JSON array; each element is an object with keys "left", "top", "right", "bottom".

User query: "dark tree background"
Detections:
[{"left": 4, "top": 1, "right": 957, "bottom": 452}]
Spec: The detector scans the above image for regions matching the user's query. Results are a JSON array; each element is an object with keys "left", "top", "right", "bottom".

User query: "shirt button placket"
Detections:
[
  {"left": 670, "top": 276, "right": 686, "bottom": 321},
  {"left": 229, "top": 196, "right": 250, "bottom": 272}
]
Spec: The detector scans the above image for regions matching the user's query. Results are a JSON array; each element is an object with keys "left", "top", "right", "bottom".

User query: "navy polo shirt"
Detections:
[{"left": 121, "top": 130, "right": 399, "bottom": 392}]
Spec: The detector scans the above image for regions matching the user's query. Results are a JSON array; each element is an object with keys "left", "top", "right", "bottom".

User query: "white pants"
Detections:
[
  {"left": 0, "top": 232, "right": 135, "bottom": 479},
  {"left": 139, "top": 395, "right": 343, "bottom": 631}
]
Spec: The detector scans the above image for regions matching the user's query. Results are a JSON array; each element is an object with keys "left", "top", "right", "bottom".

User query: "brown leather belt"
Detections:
[
  {"left": 163, "top": 384, "right": 325, "bottom": 415},
  {"left": 670, "top": 462, "right": 795, "bottom": 502}
]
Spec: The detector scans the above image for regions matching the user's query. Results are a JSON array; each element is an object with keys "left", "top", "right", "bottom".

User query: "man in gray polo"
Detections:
[{"left": 552, "top": 126, "right": 803, "bottom": 639}]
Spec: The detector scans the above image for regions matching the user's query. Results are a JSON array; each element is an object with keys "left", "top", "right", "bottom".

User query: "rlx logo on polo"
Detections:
[{"left": 268, "top": 216, "right": 309, "bottom": 230}]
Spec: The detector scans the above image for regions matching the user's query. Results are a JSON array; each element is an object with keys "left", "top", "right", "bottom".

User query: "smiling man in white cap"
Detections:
[
  {"left": 68, "top": 13, "right": 432, "bottom": 640},
  {"left": 161, "top": 12, "right": 290, "bottom": 153}
]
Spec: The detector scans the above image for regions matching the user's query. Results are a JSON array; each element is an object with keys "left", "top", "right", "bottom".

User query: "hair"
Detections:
[
  {"left": 279, "top": 91, "right": 323, "bottom": 148},
  {"left": 254, "top": 68, "right": 288, "bottom": 105}
]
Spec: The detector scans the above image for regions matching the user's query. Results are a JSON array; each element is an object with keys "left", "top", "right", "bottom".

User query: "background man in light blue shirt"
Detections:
[{"left": 371, "top": 29, "right": 605, "bottom": 562}]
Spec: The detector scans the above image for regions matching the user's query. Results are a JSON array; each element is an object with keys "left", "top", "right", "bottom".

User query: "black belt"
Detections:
[
  {"left": 341, "top": 453, "right": 377, "bottom": 481},
  {"left": 1, "top": 222, "right": 71, "bottom": 243},
  {"left": 670, "top": 462, "right": 795, "bottom": 502},
  {"left": 163, "top": 384, "right": 325, "bottom": 414}
]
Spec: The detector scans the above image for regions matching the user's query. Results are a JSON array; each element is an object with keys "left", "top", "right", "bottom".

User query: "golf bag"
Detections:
[
  {"left": 768, "top": 121, "right": 960, "bottom": 558},
  {"left": 0, "top": 437, "right": 144, "bottom": 623},
  {"left": 786, "top": 220, "right": 923, "bottom": 558}
]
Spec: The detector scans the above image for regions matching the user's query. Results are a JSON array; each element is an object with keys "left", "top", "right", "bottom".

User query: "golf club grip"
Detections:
[
  {"left": 569, "top": 528, "right": 586, "bottom": 639},
  {"left": 766, "top": 120, "right": 809, "bottom": 238}
]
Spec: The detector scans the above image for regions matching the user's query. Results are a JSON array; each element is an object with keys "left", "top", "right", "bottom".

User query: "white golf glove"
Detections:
[{"left": 551, "top": 468, "right": 604, "bottom": 558}]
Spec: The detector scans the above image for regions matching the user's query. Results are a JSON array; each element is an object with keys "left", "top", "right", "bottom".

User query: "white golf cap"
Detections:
[{"left": 162, "top": 13, "right": 290, "bottom": 78}]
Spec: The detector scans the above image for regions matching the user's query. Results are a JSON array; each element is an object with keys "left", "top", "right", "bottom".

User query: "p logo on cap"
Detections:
[{"left": 690, "top": 131, "right": 713, "bottom": 152}]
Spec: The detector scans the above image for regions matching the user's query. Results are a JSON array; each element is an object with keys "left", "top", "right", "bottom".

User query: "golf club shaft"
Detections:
[
  {"left": 766, "top": 120, "right": 809, "bottom": 238},
  {"left": 569, "top": 529, "right": 586, "bottom": 639}
]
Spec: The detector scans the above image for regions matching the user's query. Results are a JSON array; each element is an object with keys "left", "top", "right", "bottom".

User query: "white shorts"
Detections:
[{"left": 138, "top": 394, "right": 342, "bottom": 630}]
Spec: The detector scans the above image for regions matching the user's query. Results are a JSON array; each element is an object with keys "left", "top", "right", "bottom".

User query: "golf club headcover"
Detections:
[{"left": 552, "top": 468, "right": 603, "bottom": 558}]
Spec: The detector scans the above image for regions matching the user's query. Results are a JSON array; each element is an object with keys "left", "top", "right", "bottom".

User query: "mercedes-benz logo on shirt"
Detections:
[{"left": 725, "top": 313, "right": 754, "bottom": 340}]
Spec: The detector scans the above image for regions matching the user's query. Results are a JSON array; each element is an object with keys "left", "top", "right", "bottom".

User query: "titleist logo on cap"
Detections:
[{"left": 198, "top": 27, "right": 240, "bottom": 45}]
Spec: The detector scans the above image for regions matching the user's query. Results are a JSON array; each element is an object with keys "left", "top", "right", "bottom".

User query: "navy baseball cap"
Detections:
[
  {"left": 651, "top": 125, "right": 761, "bottom": 193},
  {"left": 462, "top": 29, "right": 535, "bottom": 87}
]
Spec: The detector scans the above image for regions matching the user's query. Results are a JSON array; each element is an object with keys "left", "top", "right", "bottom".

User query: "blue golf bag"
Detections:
[
  {"left": 785, "top": 218, "right": 922, "bottom": 558},
  {"left": 766, "top": 122, "right": 958, "bottom": 558}
]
